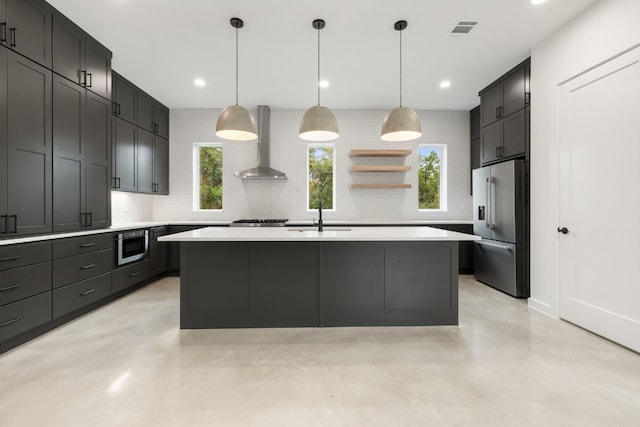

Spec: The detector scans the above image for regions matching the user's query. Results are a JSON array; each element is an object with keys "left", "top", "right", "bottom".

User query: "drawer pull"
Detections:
[
  {"left": 81, "top": 264, "right": 96, "bottom": 270},
  {"left": 80, "top": 289, "right": 96, "bottom": 296},
  {"left": 79, "top": 243, "right": 96, "bottom": 248},
  {"left": 0, "top": 283, "right": 21, "bottom": 292},
  {"left": 129, "top": 272, "right": 140, "bottom": 278},
  {"left": 0, "top": 317, "right": 20, "bottom": 327},
  {"left": 0, "top": 255, "right": 21, "bottom": 262}
]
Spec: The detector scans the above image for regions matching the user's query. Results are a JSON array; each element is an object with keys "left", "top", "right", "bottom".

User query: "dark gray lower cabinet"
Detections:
[
  {"left": 112, "top": 259, "right": 150, "bottom": 293},
  {"left": 0, "top": 292, "right": 52, "bottom": 343},
  {"left": 149, "top": 226, "right": 169, "bottom": 277},
  {"left": 52, "top": 272, "right": 111, "bottom": 319},
  {"left": 0, "top": 261, "right": 51, "bottom": 306},
  {"left": 180, "top": 241, "right": 458, "bottom": 328}
]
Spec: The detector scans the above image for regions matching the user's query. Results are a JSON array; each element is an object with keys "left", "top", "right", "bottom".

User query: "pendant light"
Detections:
[
  {"left": 381, "top": 20, "right": 422, "bottom": 142},
  {"left": 299, "top": 19, "right": 339, "bottom": 141},
  {"left": 216, "top": 17, "right": 257, "bottom": 141}
]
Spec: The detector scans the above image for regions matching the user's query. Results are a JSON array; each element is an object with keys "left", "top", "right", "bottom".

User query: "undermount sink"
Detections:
[{"left": 287, "top": 227, "right": 352, "bottom": 232}]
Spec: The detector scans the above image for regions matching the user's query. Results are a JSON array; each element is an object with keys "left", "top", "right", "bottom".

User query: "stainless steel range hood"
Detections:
[{"left": 234, "top": 105, "right": 287, "bottom": 180}]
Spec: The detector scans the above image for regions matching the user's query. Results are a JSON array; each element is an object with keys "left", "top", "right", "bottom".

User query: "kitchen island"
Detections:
[{"left": 160, "top": 227, "right": 479, "bottom": 328}]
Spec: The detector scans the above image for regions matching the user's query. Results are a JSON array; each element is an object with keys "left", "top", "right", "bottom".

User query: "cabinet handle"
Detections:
[
  {"left": 80, "top": 288, "right": 96, "bottom": 296},
  {"left": 81, "top": 212, "right": 87, "bottom": 227},
  {"left": 0, "top": 283, "right": 21, "bottom": 292},
  {"left": 525, "top": 92, "right": 531, "bottom": 105},
  {"left": 9, "top": 215, "right": 17, "bottom": 233},
  {"left": 0, "top": 317, "right": 20, "bottom": 327},
  {"left": 79, "top": 243, "right": 96, "bottom": 248},
  {"left": 0, "top": 255, "right": 20, "bottom": 262},
  {"left": 88, "top": 212, "right": 93, "bottom": 227},
  {"left": 81, "top": 70, "right": 87, "bottom": 86},
  {"left": 9, "top": 27, "right": 16, "bottom": 47},
  {"left": 495, "top": 107, "right": 499, "bottom": 119},
  {"left": 86, "top": 73, "right": 92, "bottom": 88},
  {"left": 1, "top": 215, "right": 6, "bottom": 234},
  {"left": 112, "top": 102, "right": 118, "bottom": 115},
  {"left": 81, "top": 264, "right": 96, "bottom": 270},
  {"left": 129, "top": 272, "right": 140, "bottom": 278},
  {"left": 117, "top": 103, "right": 121, "bottom": 116},
  {"left": 117, "top": 177, "right": 121, "bottom": 189},
  {"left": 0, "top": 23, "right": 6, "bottom": 42}
]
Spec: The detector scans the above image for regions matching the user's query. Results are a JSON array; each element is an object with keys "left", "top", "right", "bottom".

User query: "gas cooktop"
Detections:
[{"left": 229, "top": 219, "right": 288, "bottom": 227}]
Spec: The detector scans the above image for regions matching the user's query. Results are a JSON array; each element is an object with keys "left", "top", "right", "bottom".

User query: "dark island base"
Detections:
[{"left": 180, "top": 241, "right": 459, "bottom": 328}]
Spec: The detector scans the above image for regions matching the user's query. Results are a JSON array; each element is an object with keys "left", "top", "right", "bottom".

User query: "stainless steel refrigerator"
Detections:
[{"left": 472, "top": 159, "right": 529, "bottom": 297}]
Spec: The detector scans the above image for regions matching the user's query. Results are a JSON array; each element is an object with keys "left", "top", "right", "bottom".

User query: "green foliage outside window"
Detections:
[
  {"left": 309, "top": 147, "right": 334, "bottom": 210},
  {"left": 418, "top": 146, "right": 441, "bottom": 209},
  {"left": 199, "top": 146, "right": 222, "bottom": 210}
]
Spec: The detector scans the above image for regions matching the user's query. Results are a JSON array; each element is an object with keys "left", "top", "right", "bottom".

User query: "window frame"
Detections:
[
  {"left": 306, "top": 143, "right": 337, "bottom": 212},
  {"left": 417, "top": 143, "right": 448, "bottom": 212},
  {"left": 193, "top": 142, "right": 224, "bottom": 212}
]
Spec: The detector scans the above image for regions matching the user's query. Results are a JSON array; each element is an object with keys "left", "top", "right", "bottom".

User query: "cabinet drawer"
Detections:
[
  {"left": 53, "top": 233, "right": 114, "bottom": 259},
  {"left": 0, "top": 241, "right": 52, "bottom": 271},
  {"left": 53, "top": 272, "right": 111, "bottom": 319},
  {"left": 0, "top": 262, "right": 52, "bottom": 306},
  {"left": 112, "top": 260, "right": 150, "bottom": 293},
  {"left": 0, "top": 292, "right": 52, "bottom": 344},
  {"left": 53, "top": 249, "right": 113, "bottom": 288}
]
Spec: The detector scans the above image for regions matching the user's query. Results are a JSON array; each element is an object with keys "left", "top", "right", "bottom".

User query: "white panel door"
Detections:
[{"left": 559, "top": 46, "right": 640, "bottom": 352}]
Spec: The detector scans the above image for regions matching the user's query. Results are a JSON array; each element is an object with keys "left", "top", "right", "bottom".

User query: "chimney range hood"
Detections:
[{"left": 234, "top": 105, "right": 287, "bottom": 180}]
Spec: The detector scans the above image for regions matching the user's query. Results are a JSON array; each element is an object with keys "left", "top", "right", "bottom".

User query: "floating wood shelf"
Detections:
[
  {"left": 350, "top": 183, "right": 412, "bottom": 189},
  {"left": 349, "top": 165, "right": 411, "bottom": 172},
  {"left": 349, "top": 149, "right": 412, "bottom": 157}
]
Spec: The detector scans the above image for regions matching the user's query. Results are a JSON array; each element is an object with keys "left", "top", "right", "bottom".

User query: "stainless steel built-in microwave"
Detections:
[{"left": 116, "top": 229, "right": 149, "bottom": 266}]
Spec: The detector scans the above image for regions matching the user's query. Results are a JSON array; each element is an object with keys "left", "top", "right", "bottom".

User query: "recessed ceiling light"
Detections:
[
  {"left": 319, "top": 80, "right": 329, "bottom": 88},
  {"left": 194, "top": 78, "right": 206, "bottom": 87},
  {"left": 440, "top": 80, "right": 451, "bottom": 89},
  {"left": 531, "top": 0, "right": 547, "bottom": 5}
]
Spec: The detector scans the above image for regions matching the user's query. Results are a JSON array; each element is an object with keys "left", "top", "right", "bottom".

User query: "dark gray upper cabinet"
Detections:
[
  {"left": 480, "top": 107, "right": 528, "bottom": 165},
  {"left": 112, "top": 71, "right": 137, "bottom": 124},
  {"left": 52, "top": 76, "right": 111, "bottom": 232},
  {"left": 52, "top": 12, "right": 112, "bottom": 101},
  {"left": 470, "top": 105, "right": 481, "bottom": 141},
  {"left": 0, "top": 47, "right": 7, "bottom": 233},
  {"left": 137, "top": 90, "right": 169, "bottom": 139},
  {"left": 112, "top": 117, "right": 137, "bottom": 192},
  {"left": 2, "top": 0, "right": 53, "bottom": 68},
  {"left": 136, "top": 128, "right": 154, "bottom": 194},
  {"left": 153, "top": 137, "right": 169, "bottom": 195},
  {"left": 4, "top": 49, "right": 52, "bottom": 236},
  {"left": 480, "top": 58, "right": 530, "bottom": 128}
]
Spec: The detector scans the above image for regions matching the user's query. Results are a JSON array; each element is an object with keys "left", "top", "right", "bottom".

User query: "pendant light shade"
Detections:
[
  {"left": 299, "top": 19, "right": 339, "bottom": 141},
  {"left": 216, "top": 17, "right": 257, "bottom": 141},
  {"left": 381, "top": 20, "right": 422, "bottom": 142}
]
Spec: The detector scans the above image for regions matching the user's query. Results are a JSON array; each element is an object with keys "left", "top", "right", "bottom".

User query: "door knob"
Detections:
[{"left": 557, "top": 227, "right": 569, "bottom": 234}]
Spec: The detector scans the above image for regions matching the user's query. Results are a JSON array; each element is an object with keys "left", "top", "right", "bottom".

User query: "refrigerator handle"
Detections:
[
  {"left": 485, "top": 177, "right": 491, "bottom": 228},
  {"left": 489, "top": 177, "right": 496, "bottom": 229}
]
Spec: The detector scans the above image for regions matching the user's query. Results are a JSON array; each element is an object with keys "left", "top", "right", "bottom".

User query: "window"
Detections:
[
  {"left": 418, "top": 144, "right": 447, "bottom": 210},
  {"left": 194, "top": 143, "right": 223, "bottom": 210},
  {"left": 307, "top": 144, "right": 335, "bottom": 211}
]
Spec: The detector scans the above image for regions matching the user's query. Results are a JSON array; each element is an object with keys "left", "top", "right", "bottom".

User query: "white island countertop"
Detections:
[{"left": 159, "top": 226, "right": 480, "bottom": 242}]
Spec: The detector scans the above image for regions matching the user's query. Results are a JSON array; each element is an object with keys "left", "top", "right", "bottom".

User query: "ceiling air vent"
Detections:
[{"left": 447, "top": 20, "right": 478, "bottom": 38}]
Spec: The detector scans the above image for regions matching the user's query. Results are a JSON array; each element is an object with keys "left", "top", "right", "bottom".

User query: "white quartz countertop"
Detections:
[{"left": 159, "top": 226, "right": 480, "bottom": 242}]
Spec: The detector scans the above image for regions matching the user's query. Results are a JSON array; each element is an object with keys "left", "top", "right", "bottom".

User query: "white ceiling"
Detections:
[{"left": 47, "top": 0, "right": 597, "bottom": 110}]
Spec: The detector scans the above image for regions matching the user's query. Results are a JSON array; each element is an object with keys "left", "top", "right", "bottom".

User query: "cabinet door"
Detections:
[
  {"left": 52, "top": 74, "right": 84, "bottom": 232},
  {"left": 6, "top": 51, "right": 51, "bottom": 236},
  {"left": 153, "top": 136, "right": 169, "bottom": 194},
  {"left": 113, "top": 117, "right": 136, "bottom": 192},
  {"left": 480, "top": 84, "right": 502, "bottom": 128},
  {"left": 6, "top": 0, "right": 52, "bottom": 68},
  {"left": 85, "top": 36, "right": 111, "bottom": 101},
  {"left": 85, "top": 92, "right": 111, "bottom": 228},
  {"left": 155, "top": 103, "right": 169, "bottom": 139},
  {"left": 502, "top": 67, "right": 527, "bottom": 117},
  {"left": 501, "top": 108, "right": 527, "bottom": 159},
  {"left": 136, "top": 129, "right": 154, "bottom": 193},
  {"left": 0, "top": 47, "right": 7, "bottom": 229},
  {"left": 470, "top": 106, "right": 480, "bottom": 140},
  {"left": 480, "top": 120, "right": 501, "bottom": 165},
  {"left": 52, "top": 12, "right": 84, "bottom": 86},
  {"left": 113, "top": 73, "right": 136, "bottom": 124},
  {"left": 137, "top": 91, "right": 155, "bottom": 133}
]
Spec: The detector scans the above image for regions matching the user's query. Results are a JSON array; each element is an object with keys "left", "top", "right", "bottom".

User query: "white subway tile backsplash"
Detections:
[{"left": 145, "top": 108, "right": 472, "bottom": 222}]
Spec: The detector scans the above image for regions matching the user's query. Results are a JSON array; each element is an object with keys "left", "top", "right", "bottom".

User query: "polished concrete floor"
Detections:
[{"left": 1, "top": 275, "right": 639, "bottom": 427}]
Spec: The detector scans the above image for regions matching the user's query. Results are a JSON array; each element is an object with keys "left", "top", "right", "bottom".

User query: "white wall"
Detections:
[
  {"left": 529, "top": 0, "right": 640, "bottom": 316},
  {"left": 111, "top": 192, "right": 154, "bottom": 224},
  {"left": 150, "top": 108, "right": 472, "bottom": 222}
]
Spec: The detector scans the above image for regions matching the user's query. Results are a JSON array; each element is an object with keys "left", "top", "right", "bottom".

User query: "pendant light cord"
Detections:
[
  {"left": 317, "top": 24, "right": 321, "bottom": 106},
  {"left": 235, "top": 25, "right": 239, "bottom": 106},
  {"left": 399, "top": 29, "right": 403, "bottom": 107}
]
